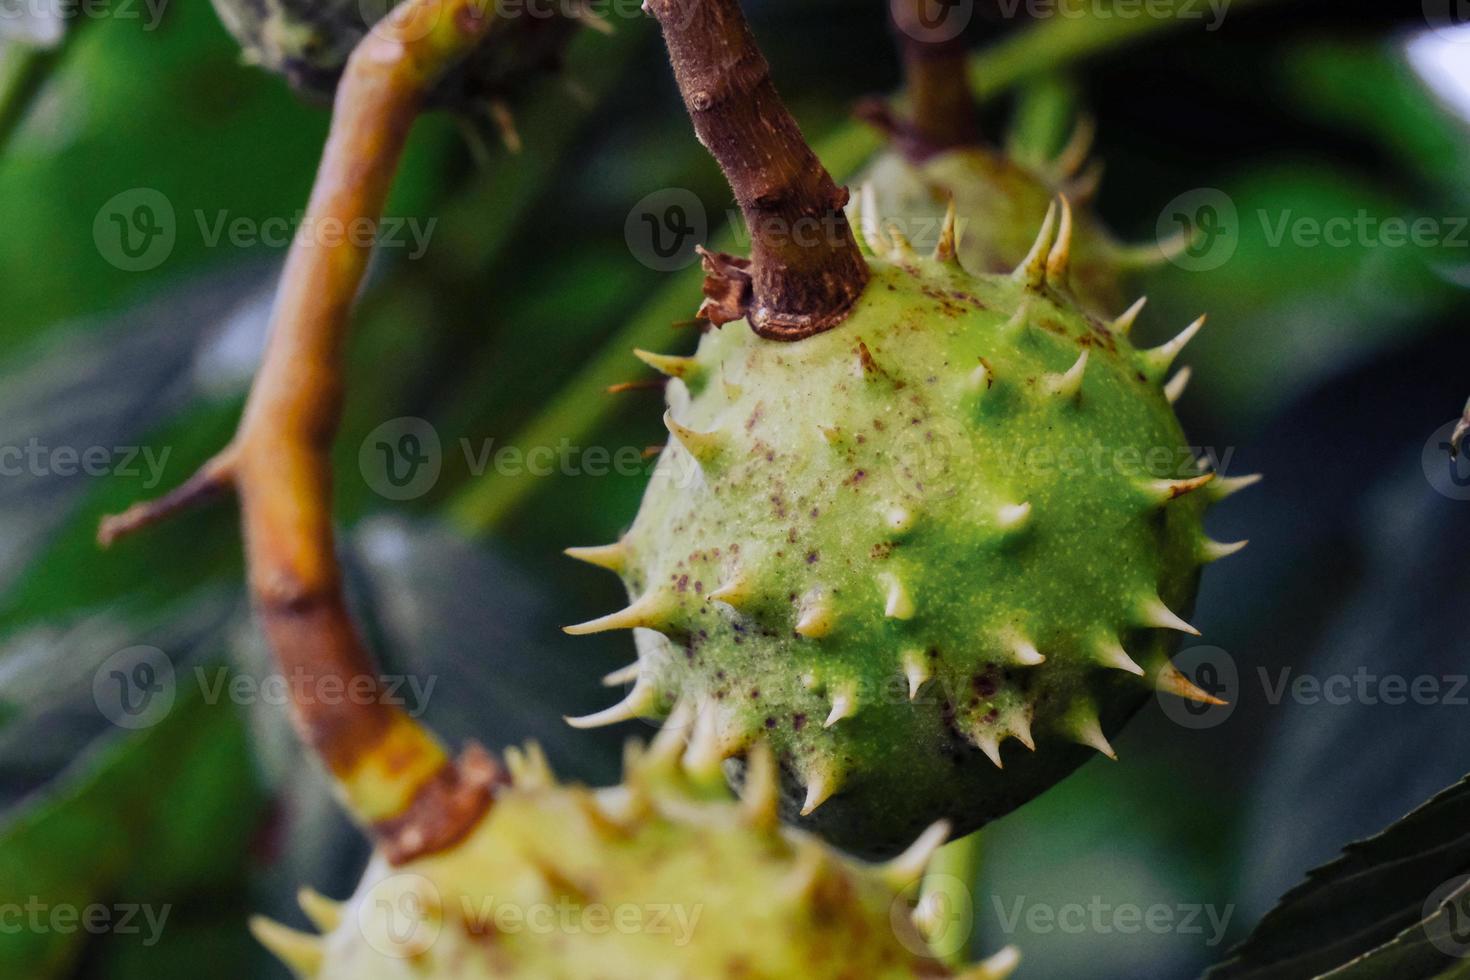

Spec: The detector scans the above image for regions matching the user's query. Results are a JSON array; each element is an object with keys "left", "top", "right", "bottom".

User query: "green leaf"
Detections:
[
  {"left": 0, "top": 594, "right": 263, "bottom": 979},
  {"left": 1206, "top": 777, "right": 1470, "bottom": 980}
]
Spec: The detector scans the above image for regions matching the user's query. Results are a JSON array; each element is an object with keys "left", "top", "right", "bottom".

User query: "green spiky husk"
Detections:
[
  {"left": 588, "top": 243, "right": 1218, "bottom": 858},
  {"left": 208, "top": 0, "right": 581, "bottom": 107},
  {"left": 853, "top": 146, "right": 1126, "bottom": 315},
  {"left": 253, "top": 740, "right": 1009, "bottom": 979}
]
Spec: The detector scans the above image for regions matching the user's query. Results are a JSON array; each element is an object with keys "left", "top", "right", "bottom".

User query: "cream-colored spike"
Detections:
[
  {"left": 824, "top": 682, "right": 858, "bottom": 728},
  {"left": 1200, "top": 538, "right": 1249, "bottom": 562},
  {"left": 1013, "top": 200, "right": 1059, "bottom": 290},
  {"left": 643, "top": 700, "right": 695, "bottom": 769},
  {"left": 1044, "top": 194, "right": 1074, "bottom": 285},
  {"left": 934, "top": 197, "right": 961, "bottom": 265},
  {"left": 488, "top": 100, "right": 522, "bottom": 154},
  {"left": 1155, "top": 661, "right": 1228, "bottom": 705},
  {"left": 621, "top": 735, "right": 646, "bottom": 776},
  {"left": 902, "top": 649, "right": 931, "bottom": 700},
  {"left": 563, "top": 588, "right": 676, "bottom": 636},
  {"left": 1111, "top": 295, "right": 1147, "bottom": 336},
  {"left": 504, "top": 742, "right": 556, "bottom": 789},
  {"left": 1140, "top": 315, "right": 1205, "bottom": 381},
  {"left": 662, "top": 410, "right": 721, "bottom": 465},
  {"left": 707, "top": 571, "right": 755, "bottom": 610},
  {"left": 1005, "top": 631, "right": 1047, "bottom": 667},
  {"left": 1066, "top": 704, "right": 1117, "bottom": 760},
  {"left": 576, "top": 786, "right": 639, "bottom": 838},
  {"left": 912, "top": 891, "right": 945, "bottom": 939},
  {"left": 966, "top": 358, "right": 993, "bottom": 394},
  {"left": 249, "top": 917, "right": 324, "bottom": 979},
  {"left": 795, "top": 590, "right": 835, "bottom": 638},
  {"left": 959, "top": 945, "right": 1023, "bottom": 980},
  {"left": 1042, "top": 348, "right": 1088, "bottom": 401},
  {"left": 881, "top": 572, "right": 916, "bottom": 620},
  {"left": 682, "top": 704, "right": 725, "bottom": 777},
  {"left": 1010, "top": 711, "right": 1037, "bottom": 751},
  {"left": 971, "top": 731, "right": 1004, "bottom": 768},
  {"left": 563, "top": 541, "right": 627, "bottom": 573},
  {"left": 1004, "top": 295, "right": 1033, "bottom": 341},
  {"left": 296, "top": 887, "right": 342, "bottom": 933},
  {"left": 1137, "top": 595, "right": 1200, "bottom": 636},
  {"left": 886, "top": 222, "right": 918, "bottom": 262},
  {"left": 995, "top": 501, "right": 1032, "bottom": 533},
  {"left": 634, "top": 348, "right": 701, "bottom": 382},
  {"left": 1115, "top": 224, "right": 1194, "bottom": 270},
  {"left": 740, "top": 742, "right": 780, "bottom": 831},
  {"left": 1206, "top": 472, "right": 1263, "bottom": 501},
  {"left": 1095, "top": 635, "right": 1145, "bottom": 676},
  {"left": 1067, "top": 158, "right": 1105, "bottom": 204},
  {"left": 879, "top": 819, "right": 952, "bottom": 890},
  {"left": 1052, "top": 114, "right": 1096, "bottom": 178},
  {"left": 1137, "top": 472, "right": 1215, "bottom": 508},
  {"left": 858, "top": 183, "right": 891, "bottom": 256},
  {"left": 564, "top": 679, "right": 660, "bottom": 729},
  {"left": 601, "top": 662, "right": 641, "bottom": 686},
  {"left": 1164, "top": 366, "right": 1193, "bottom": 404},
  {"left": 885, "top": 505, "right": 917, "bottom": 533},
  {"left": 782, "top": 838, "right": 830, "bottom": 899},
  {"left": 800, "top": 764, "right": 838, "bottom": 815}
]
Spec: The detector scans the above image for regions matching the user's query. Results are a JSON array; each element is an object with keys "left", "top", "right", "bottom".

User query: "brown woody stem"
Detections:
[
  {"left": 646, "top": 0, "right": 868, "bottom": 340},
  {"left": 892, "top": 0, "right": 978, "bottom": 152},
  {"left": 98, "top": 0, "right": 505, "bottom": 862}
]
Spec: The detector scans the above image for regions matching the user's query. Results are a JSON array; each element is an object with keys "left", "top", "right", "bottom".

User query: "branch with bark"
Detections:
[
  {"left": 645, "top": 0, "right": 869, "bottom": 340},
  {"left": 98, "top": 0, "right": 505, "bottom": 864}
]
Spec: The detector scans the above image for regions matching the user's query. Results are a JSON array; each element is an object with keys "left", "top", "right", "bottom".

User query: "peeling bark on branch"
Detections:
[{"left": 646, "top": 0, "right": 869, "bottom": 340}]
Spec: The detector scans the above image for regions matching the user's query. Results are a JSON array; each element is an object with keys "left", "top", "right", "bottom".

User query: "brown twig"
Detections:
[
  {"left": 98, "top": 0, "right": 506, "bottom": 862},
  {"left": 645, "top": 0, "right": 869, "bottom": 341},
  {"left": 891, "top": 0, "right": 978, "bottom": 153}
]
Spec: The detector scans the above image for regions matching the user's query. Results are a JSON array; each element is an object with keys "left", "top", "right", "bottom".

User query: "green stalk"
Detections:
[{"left": 919, "top": 833, "right": 983, "bottom": 969}]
